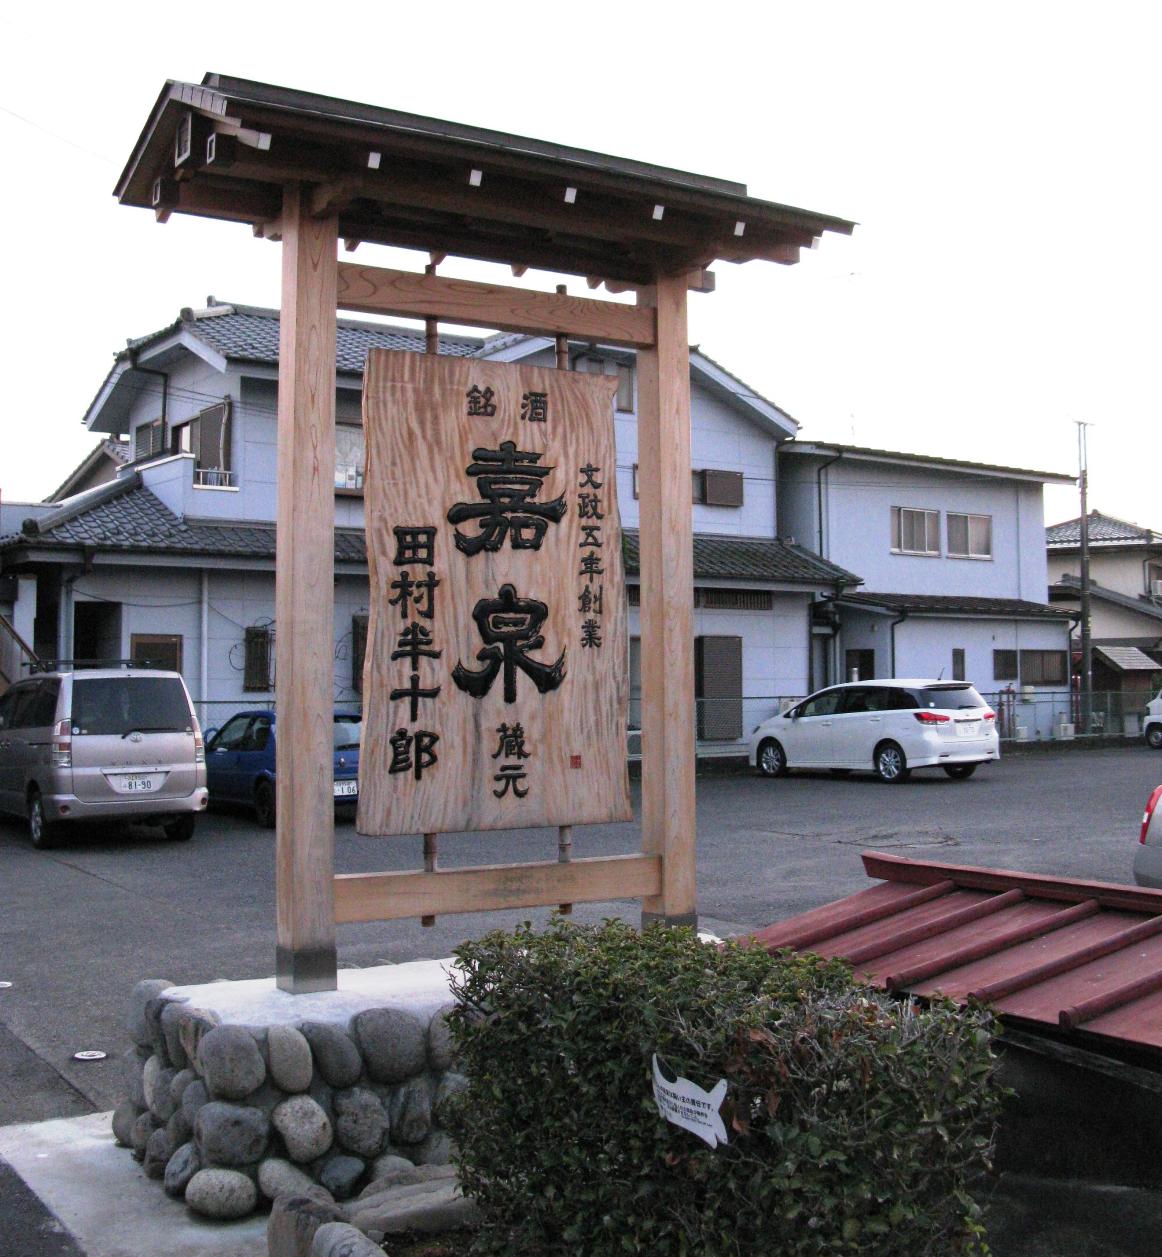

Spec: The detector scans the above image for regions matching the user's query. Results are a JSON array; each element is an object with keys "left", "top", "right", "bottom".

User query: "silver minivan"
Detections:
[{"left": 0, "top": 667, "right": 207, "bottom": 847}]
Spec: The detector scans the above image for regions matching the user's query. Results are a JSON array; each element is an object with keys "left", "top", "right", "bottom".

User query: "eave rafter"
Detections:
[{"left": 128, "top": 78, "right": 853, "bottom": 285}]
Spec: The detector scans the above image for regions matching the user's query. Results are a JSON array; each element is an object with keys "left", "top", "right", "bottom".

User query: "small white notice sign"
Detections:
[{"left": 651, "top": 1054, "right": 729, "bottom": 1149}]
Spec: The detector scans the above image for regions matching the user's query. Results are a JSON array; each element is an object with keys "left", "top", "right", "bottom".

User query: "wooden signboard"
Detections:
[{"left": 358, "top": 352, "right": 632, "bottom": 836}]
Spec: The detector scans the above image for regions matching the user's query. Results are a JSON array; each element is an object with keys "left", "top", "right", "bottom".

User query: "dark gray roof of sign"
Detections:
[
  {"left": 1046, "top": 511, "right": 1162, "bottom": 548},
  {"left": 623, "top": 530, "right": 860, "bottom": 587},
  {"left": 832, "top": 591, "right": 1072, "bottom": 621}
]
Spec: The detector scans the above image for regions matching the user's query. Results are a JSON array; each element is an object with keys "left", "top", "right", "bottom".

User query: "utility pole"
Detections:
[{"left": 1075, "top": 421, "right": 1092, "bottom": 733}]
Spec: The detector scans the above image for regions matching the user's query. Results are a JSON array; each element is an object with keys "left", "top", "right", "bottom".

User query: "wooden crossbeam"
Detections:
[
  {"left": 337, "top": 263, "right": 657, "bottom": 348},
  {"left": 334, "top": 854, "right": 662, "bottom": 923}
]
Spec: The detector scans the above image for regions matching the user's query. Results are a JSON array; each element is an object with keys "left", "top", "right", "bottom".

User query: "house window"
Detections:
[
  {"left": 174, "top": 400, "right": 233, "bottom": 486},
  {"left": 130, "top": 634, "right": 182, "bottom": 673},
  {"left": 993, "top": 649, "right": 1018, "bottom": 681},
  {"left": 633, "top": 465, "right": 743, "bottom": 507},
  {"left": 947, "top": 512, "right": 992, "bottom": 559},
  {"left": 1019, "top": 649, "right": 1069, "bottom": 685},
  {"left": 952, "top": 648, "right": 966, "bottom": 681},
  {"left": 243, "top": 626, "right": 273, "bottom": 691},
  {"left": 576, "top": 354, "right": 634, "bottom": 412},
  {"left": 891, "top": 506, "right": 940, "bottom": 556},
  {"left": 336, "top": 425, "right": 366, "bottom": 492},
  {"left": 695, "top": 635, "right": 743, "bottom": 741},
  {"left": 134, "top": 419, "right": 165, "bottom": 461}
]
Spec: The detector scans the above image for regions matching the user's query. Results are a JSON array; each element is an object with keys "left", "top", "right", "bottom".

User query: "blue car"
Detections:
[{"left": 204, "top": 709, "right": 361, "bottom": 827}]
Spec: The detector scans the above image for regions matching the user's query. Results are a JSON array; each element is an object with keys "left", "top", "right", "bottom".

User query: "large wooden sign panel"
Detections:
[{"left": 358, "top": 352, "right": 631, "bottom": 836}]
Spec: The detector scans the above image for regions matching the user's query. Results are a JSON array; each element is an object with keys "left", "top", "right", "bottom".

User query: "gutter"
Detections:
[
  {"left": 815, "top": 449, "right": 844, "bottom": 557},
  {"left": 890, "top": 609, "right": 908, "bottom": 678}
]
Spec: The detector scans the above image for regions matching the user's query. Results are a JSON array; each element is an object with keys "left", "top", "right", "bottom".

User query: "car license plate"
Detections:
[
  {"left": 956, "top": 721, "right": 981, "bottom": 737},
  {"left": 114, "top": 774, "right": 160, "bottom": 793},
  {"left": 333, "top": 780, "right": 358, "bottom": 798}
]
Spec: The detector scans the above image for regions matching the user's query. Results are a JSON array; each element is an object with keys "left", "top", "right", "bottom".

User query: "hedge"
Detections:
[{"left": 445, "top": 919, "right": 1001, "bottom": 1256}]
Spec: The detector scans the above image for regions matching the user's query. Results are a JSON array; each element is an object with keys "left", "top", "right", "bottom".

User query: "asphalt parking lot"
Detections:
[{"left": 1, "top": 744, "right": 1159, "bottom": 1127}]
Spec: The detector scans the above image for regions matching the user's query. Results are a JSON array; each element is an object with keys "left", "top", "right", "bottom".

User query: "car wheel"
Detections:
[
  {"left": 756, "top": 739, "right": 788, "bottom": 778},
  {"left": 942, "top": 764, "right": 977, "bottom": 780},
  {"left": 164, "top": 815, "right": 196, "bottom": 841},
  {"left": 874, "top": 742, "right": 911, "bottom": 784},
  {"left": 27, "top": 790, "right": 61, "bottom": 850},
  {"left": 254, "top": 781, "right": 276, "bottom": 829},
  {"left": 1147, "top": 725, "right": 1162, "bottom": 751}
]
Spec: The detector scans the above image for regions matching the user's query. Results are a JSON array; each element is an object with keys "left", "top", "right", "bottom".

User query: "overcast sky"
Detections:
[{"left": 1, "top": 3, "right": 1156, "bottom": 532}]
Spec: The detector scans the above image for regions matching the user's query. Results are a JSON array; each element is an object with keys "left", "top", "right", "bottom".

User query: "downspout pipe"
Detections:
[
  {"left": 129, "top": 356, "right": 170, "bottom": 450},
  {"left": 890, "top": 609, "right": 908, "bottom": 678},
  {"left": 815, "top": 448, "right": 845, "bottom": 557},
  {"left": 200, "top": 570, "right": 210, "bottom": 728}
]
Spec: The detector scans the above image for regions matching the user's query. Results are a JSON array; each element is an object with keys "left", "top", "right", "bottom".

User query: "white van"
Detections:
[{"left": 0, "top": 667, "right": 207, "bottom": 847}]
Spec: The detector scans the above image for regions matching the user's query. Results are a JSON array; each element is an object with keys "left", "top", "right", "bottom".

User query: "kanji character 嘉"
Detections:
[{"left": 447, "top": 441, "right": 566, "bottom": 555}]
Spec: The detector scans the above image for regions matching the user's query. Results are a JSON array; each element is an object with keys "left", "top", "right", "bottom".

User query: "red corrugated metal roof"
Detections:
[{"left": 751, "top": 852, "right": 1162, "bottom": 1056}]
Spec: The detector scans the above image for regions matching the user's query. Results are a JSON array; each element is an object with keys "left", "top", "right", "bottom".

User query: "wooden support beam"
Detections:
[
  {"left": 275, "top": 184, "right": 339, "bottom": 993},
  {"left": 334, "top": 855, "right": 662, "bottom": 923},
  {"left": 636, "top": 274, "right": 698, "bottom": 929},
  {"left": 336, "top": 262, "right": 657, "bottom": 348}
]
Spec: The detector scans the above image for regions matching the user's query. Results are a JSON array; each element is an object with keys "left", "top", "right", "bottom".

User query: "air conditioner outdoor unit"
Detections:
[{"left": 1019, "top": 685, "right": 1035, "bottom": 701}]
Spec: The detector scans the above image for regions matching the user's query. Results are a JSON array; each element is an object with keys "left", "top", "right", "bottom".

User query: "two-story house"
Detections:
[
  {"left": 778, "top": 442, "right": 1077, "bottom": 735},
  {"left": 0, "top": 301, "right": 855, "bottom": 746},
  {"left": 1046, "top": 510, "right": 1162, "bottom": 695}
]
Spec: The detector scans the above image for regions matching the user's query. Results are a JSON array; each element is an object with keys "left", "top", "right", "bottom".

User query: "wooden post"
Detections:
[
  {"left": 636, "top": 274, "right": 697, "bottom": 928},
  {"left": 275, "top": 183, "right": 340, "bottom": 992}
]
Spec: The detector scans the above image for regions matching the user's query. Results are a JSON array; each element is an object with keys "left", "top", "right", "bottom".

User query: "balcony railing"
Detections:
[{"left": 194, "top": 467, "right": 235, "bottom": 488}]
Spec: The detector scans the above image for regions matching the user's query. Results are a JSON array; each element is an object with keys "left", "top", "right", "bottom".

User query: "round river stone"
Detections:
[
  {"left": 352, "top": 1008, "right": 426, "bottom": 1084},
  {"left": 197, "top": 1025, "right": 266, "bottom": 1100},
  {"left": 299, "top": 1022, "right": 362, "bottom": 1089},
  {"left": 272, "top": 1094, "right": 333, "bottom": 1163},
  {"left": 184, "top": 1167, "right": 257, "bottom": 1219},
  {"left": 195, "top": 1101, "right": 270, "bottom": 1166},
  {"left": 268, "top": 1024, "right": 313, "bottom": 1093}
]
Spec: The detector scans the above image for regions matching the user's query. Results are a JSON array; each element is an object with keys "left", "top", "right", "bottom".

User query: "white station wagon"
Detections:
[{"left": 749, "top": 679, "right": 1000, "bottom": 783}]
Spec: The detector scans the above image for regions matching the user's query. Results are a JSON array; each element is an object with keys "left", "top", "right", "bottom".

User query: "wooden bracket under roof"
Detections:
[{"left": 115, "top": 73, "right": 854, "bottom": 285}]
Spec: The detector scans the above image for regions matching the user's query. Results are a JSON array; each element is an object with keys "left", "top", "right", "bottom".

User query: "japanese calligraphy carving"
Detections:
[{"left": 359, "top": 352, "right": 630, "bottom": 836}]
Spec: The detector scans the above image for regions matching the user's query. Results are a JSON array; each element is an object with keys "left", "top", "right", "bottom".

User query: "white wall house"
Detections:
[
  {"left": 0, "top": 302, "right": 855, "bottom": 748},
  {"left": 778, "top": 442, "right": 1077, "bottom": 737}
]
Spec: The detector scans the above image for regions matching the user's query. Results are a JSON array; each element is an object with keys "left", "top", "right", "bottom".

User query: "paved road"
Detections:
[{"left": 1, "top": 745, "right": 1159, "bottom": 1126}]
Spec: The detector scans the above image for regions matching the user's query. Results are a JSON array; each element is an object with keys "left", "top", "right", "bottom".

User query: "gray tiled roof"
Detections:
[
  {"left": 1046, "top": 511, "right": 1161, "bottom": 548},
  {"left": 1049, "top": 575, "right": 1162, "bottom": 622},
  {"left": 1093, "top": 645, "right": 1161, "bottom": 673},
  {"left": 834, "top": 591, "right": 1071, "bottom": 621},
  {"left": 0, "top": 480, "right": 366, "bottom": 564},
  {"left": 623, "top": 530, "right": 859, "bottom": 587},
  {"left": 131, "top": 302, "right": 484, "bottom": 375}
]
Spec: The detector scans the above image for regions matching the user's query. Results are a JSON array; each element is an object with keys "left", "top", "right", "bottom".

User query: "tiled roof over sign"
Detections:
[
  {"left": 834, "top": 591, "right": 1071, "bottom": 621},
  {"left": 143, "top": 302, "right": 484, "bottom": 374},
  {"left": 751, "top": 852, "right": 1162, "bottom": 1059},
  {"left": 623, "top": 529, "right": 859, "bottom": 587},
  {"left": 1046, "top": 511, "right": 1162, "bottom": 548}
]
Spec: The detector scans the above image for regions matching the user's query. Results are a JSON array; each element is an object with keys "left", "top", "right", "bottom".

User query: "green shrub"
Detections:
[{"left": 445, "top": 919, "right": 1001, "bottom": 1256}]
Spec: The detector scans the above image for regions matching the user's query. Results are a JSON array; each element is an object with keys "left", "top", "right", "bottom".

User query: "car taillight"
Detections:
[
  {"left": 194, "top": 731, "right": 205, "bottom": 764},
  {"left": 913, "top": 711, "right": 951, "bottom": 724},
  {"left": 1140, "top": 785, "right": 1162, "bottom": 845},
  {"left": 51, "top": 718, "right": 72, "bottom": 768},
  {"left": 983, "top": 710, "right": 996, "bottom": 721}
]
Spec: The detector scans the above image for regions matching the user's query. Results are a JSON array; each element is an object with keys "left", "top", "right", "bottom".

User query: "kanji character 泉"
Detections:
[
  {"left": 389, "top": 571, "right": 439, "bottom": 620},
  {"left": 520, "top": 391, "right": 548, "bottom": 423},
  {"left": 466, "top": 385, "right": 497, "bottom": 417},
  {"left": 392, "top": 526, "right": 436, "bottom": 567},
  {"left": 388, "top": 728, "right": 440, "bottom": 780},
  {"left": 447, "top": 441, "right": 566, "bottom": 555},
  {"left": 452, "top": 583, "right": 566, "bottom": 704}
]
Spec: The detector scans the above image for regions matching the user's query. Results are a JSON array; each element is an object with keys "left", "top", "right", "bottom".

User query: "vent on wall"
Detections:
[{"left": 699, "top": 588, "right": 773, "bottom": 611}]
